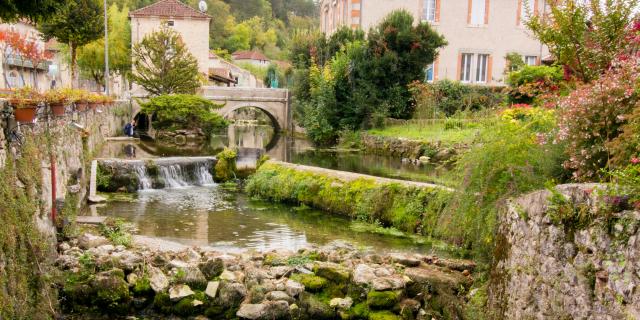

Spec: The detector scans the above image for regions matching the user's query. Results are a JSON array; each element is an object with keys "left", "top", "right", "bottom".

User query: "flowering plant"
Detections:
[{"left": 9, "top": 87, "right": 42, "bottom": 108}]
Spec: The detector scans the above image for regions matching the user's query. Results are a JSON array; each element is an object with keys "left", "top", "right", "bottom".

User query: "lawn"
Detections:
[{"left": 367, "top": 122, "right": 483, "bottom": 145}]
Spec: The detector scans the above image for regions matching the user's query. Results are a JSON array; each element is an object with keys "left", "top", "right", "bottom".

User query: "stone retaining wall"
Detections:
[
  {"left": 0, "top": 101, "right": 132, "bottom": 236},
  {"left": 488, "top": 184, "right": 640, "bottom": 319},
  {"left": 360, "top": 134, "right": 461, "bottom": 163}
]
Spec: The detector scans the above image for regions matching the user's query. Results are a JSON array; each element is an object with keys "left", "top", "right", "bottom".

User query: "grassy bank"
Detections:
[
  {"left": 245, "top": 162, "right": 452, "bottom": 237},
  {"left": 367, "top": 121, "right": 482, "bottom": 145}
]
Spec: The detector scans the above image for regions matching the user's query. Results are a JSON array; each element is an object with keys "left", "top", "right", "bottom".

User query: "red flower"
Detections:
[{"left": 631, "top": 157, "right": 640, "bottom": 164}]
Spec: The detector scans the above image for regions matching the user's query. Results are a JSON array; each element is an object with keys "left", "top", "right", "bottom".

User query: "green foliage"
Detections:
[
  {"left": 506, "top": 65, "right": 564, "bottom": 104},
  {"left": 290, "top": 274, "right": 328, "bottom": 292},
  {"left": 39, "top": 0, "right": 104, "bottom": 87},
  {"left": 214, "top": 148, "right": 238, "bottom": 182},
  {"left": 130, "top": 26, "right": 200, "bottom": 95},
  {"left": 77, "top": 4, "right": 131, "bottom": 89},
  {"left": 140, "top": 94, "right": 227, "bottom": 136},
  {"left": 526, "top": 0, "right": 638, "bottom": 82},
  {"left": 608, "top": 163, "right": 640, "bottom": 209},
  {"left": 367, "top": 291, "right": 399, "bottom": 309},
  {"left": 293, "top": 11, "right": 447, "bottom": 145},
  {"left": 0, "top": 0, "right": 68, "bottom": 22},
  {"left": 99, "top": 218, "right": 133, "bottom": 247},
  {"left": 441, "top": 107, "right": 566, "bottom": 259},
  {"left": 245, "top": 162, "right": 452, "bottom": 235},
  {"left": 607, "top": 103, "right": 640, "bottom": 169},
  {"left": 557, "top": 57, "right": 640, "bottom": 181},
  {"left": 504, "top": 52, "right": 525, "bottom": 73},
  {"left": 0, "top": 136, "right": 56, "bottom": 319},
  {"left": 410, "top": 80, "right": 506, "bottom": 117}
]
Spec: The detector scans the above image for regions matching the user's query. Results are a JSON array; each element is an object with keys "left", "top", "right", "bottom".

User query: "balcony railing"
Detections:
[{"left": 3, "top": 54, "right": 51, "bottom": 71}]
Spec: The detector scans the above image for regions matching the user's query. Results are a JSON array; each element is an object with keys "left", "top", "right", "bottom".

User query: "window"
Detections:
[
  {"left": 475, "top": 54, "right": 489, "bottom": 83},
  {"left": 469, "top": 0, "right": 487, "bottom": 25},
  {"left": 425, "top": 63, "right": 434, "bottom": 82},
  {"left": 460, "top": 53, "right": 491, "bottom": 83},
  {"left": 166, "top": 20, "right": 174, "bottom": 26},
  {"left": 525, "top": 55, "right": 537, "bottom": 66},
  {"left": 460, "top": 53, "right": 473, "bottom": 82},
  {"left": 519, "top": 0, "right": 534, "bottom": 25},
  {"left": 424, "top": 0, "right": 436, "bottom": 22},
  {"left": 8, "top": 71, "right": 21, "bottom": 88}
]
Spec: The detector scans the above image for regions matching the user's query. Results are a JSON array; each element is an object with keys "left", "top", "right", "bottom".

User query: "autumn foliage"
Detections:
[{"left": 0, "top": 29, "right": 53, "bottom": 90}]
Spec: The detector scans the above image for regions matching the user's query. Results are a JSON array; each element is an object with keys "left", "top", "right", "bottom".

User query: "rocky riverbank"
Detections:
[
  {"left": 58, "top": 231, "right": 476, "bottom": 319},
  {"left": 360, "top": 134, "right": 461, "bottom": 164}
]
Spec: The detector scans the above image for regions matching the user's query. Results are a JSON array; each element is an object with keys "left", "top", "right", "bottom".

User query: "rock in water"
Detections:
[
  {"left": 199, "top": 257, "right": 224, "bottom": 279},
  {"left": 205, "top": 281, "right": 220, "bottom": 298},
  {"left": 78, "top": 233, "right": 109, "bottom": 249},
  {"left": 169, "top": 284, "right": 195, "bottom": 301},
  {"left": 236, "top": 301, "right": 289, "bottom": 320},
  {"left": 148, "top": 266, "right": 169, "bottom": 293}
]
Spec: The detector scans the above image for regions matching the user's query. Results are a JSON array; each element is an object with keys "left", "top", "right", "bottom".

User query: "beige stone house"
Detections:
[
  {"left": 130, "top": 0, "right": 211, "bottom": 76},
  {"left": 319, "top": 0, "right": 548, "bottom": 85},
  {"left": 0, "top": 21, "right": 69, "bottom": 92}
]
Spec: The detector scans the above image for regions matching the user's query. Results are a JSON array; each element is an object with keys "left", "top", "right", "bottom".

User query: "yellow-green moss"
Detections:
[
  {"left": 366, "top": 291, "right": 399, "bottom": 309},
  {"left": 368, "top": 310, "right": 401, "bottom": 320},
  {"left": 290, "top": 274, "right": 328, "bottom": 292}
]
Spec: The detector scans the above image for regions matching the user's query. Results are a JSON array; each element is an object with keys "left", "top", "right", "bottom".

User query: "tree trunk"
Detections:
[{"left": 70, "top": 43, "right": 77, "bottom": 89}]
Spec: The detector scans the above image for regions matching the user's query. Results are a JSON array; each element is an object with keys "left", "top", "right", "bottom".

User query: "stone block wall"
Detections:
[
  {"left": 0, "top": 101, "right": 132, "bottom": 237},
  {"left": 488, "top": 183, "right": 640, "bottom": 319}
]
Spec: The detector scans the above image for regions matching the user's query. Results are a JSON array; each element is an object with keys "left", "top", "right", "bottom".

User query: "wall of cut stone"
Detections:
[
  {"left": 0, "top": 101, "right": 132, "bottom": 237},
  {"left": 488, "top": 183, "right": 640, "bottom": 319}
]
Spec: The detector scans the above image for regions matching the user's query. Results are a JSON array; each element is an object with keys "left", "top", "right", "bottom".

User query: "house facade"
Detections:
[
  {"left": 0, "top": 21, "right": 67, "bottom": 92},
  {"left": 319, "top": 0, "right": 548, "bottom": 85},
  {"left": 232, "top": 50, "right": 271, "bottom": 67},
  {"left": 130, "top": 0, "right": 211, "bottom": 75},
  {"left": 209, "top": 53, "right": 264, "bottom": 88}
]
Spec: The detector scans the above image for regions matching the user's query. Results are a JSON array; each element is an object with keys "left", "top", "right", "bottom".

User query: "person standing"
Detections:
[{"left": 124, "top": 120, "right": 136, "bottom": 137}]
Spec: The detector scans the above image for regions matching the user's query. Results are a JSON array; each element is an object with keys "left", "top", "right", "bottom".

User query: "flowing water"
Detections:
[{"left": 97, "top": 185, "right": 450, "bottom": 255}]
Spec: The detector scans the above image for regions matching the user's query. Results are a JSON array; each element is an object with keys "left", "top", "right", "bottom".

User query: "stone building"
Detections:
[
  {"left": 319, "top": 0, "right": 549, "bottom": 85},
  {"left": 130, "top": 0, "right": 211, "bottom": 75},
  {"left": 0, "top": 21, "right": 70, "bottom": 92}
]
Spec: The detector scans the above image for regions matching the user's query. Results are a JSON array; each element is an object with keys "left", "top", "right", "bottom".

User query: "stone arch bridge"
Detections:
[
  {"left": 200, "top": 87, "right": 291, "bottom": 132},
  {"left": 131, "top": 87, "right": 291, "bottom": 133}
]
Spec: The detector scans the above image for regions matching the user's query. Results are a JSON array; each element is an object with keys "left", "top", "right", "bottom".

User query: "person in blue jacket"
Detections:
[{"left": 124, "top": 120, "right": 136, "bottom": 137}]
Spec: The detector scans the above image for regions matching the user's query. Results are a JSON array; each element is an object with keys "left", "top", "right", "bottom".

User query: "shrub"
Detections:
[
  {"left": 506, "top": 65, "right": 564, "bottom": 104},
  {"left": 607, "top": 104, "right": 640, "bottom": 168},
  {"left": 557, "top": 57, "right": 640, "bottom": 181},
  {"left": 441, "top": 107, "right": 566, "bottom": 259},
  {"left": 214, "top": 148, "right": 237, "bottom": 182},
  {"left": 140, "top": 94, "right": 228, "bottom": 137},
  {"left": 410, "top": 80, "right": 506, "bottom": 117}
]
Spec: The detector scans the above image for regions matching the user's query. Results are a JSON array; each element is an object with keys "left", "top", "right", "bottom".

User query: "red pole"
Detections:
[{"left": 51, "top": 153, "right": 57, "bottom": 224}]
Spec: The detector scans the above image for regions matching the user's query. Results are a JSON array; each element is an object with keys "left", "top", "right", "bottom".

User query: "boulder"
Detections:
[
  {"left": 205, "top": 281, "right": 220, "bottom": 299},
  {"left": 266, "top": 291, "right": 294, "bottom": 304},
  {"left": 299, "top": 292, "right": 335, "bottom": 319},
  {"left": 111, "top": 250, "right": 142, "bottom": 271},
  {"left": 353, "top": 264, "right": 377, "bottom": 285},
  {"left": 220, "top": 269, "right": 237, "bottom": 282},
  {"left": 148, "top": 266, "right": 169, "bottom": 293},
  {"left": 329, "top": 297, "right": 353, "bottom": 310},
  {"left": 199, "top": 257, "right": 224, "bottom": 279},
  {"left": 179, "top": 266, "right": 208, "bottom": 289},
  {"left": 90, "top": 269, "right": 131, "bottom": 311},
  {"left": 169, "top": 284, "right": 195, "bottom": 301},
  {"left": 372, "top": 276, "right": 405, "bottom": 291},
  {"left": 237, "top": 301, "right": 289, "bottom": 320},
  {"left": 219, "top": 282, "right": 247, "bottom": 307},
  {"left": 313, "top": 262, "right": 350, "bottom": 283},
  {"left": 285, "top": 279, "right": 304, "bottom": 297},
  {"left": 389, "top": 253, "right": 421, "bottom": 267},
  {"left": 78, "top": 233, "right": 109, "bottom": 249},
  {"left": 404, "top": 266, "right": 471, "bottom": 290}
]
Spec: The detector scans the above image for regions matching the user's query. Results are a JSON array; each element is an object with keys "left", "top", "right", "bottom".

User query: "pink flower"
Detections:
[{"left": 631, "top": 157, "right": 640, "bottom": 165}]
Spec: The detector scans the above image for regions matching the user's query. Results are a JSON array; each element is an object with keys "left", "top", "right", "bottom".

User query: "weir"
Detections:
[{"left": 95, "top": 156, "right": 217, "bottom": 191}]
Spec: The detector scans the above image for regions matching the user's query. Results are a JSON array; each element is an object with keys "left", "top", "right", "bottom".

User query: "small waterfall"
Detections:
[
  {"left": 129, "top": 159, "right": 216, "bottom": 190},
  {"left": 159, "top": 165, "right": 190, "bottom": 188},
  {"left": 134, "top": 165, "right": 153, "bottom": 190}
]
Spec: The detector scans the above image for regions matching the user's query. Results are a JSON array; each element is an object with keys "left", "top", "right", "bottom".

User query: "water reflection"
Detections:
[
  {"left": 100, "top": 124, "right": 444, "bottom": 183},
  {"left": 97, "top": 186, "right": 446, "bottom": 254}
]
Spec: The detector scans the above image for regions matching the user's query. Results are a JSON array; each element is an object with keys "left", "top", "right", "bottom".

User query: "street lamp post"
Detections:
[{"left": 104, "top": 0, "right": 110, "bottom": 95}]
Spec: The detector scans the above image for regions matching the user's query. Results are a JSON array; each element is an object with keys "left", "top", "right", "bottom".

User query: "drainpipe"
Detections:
[{"left": 50, "top": 152, "right": 57, "bottom": 224}]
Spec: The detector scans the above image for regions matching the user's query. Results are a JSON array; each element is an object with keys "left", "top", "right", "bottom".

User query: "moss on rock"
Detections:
[
  {"left": 290, "top": 274, "right": 328, "bottom": 292},
  {"left": 368, "top": 310, "right": 401, "bottom": 320},
  {"left": 367, "top": 291, "right": 399, "bottom": 309}
]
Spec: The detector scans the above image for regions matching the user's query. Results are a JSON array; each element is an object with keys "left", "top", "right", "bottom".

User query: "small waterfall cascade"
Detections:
[{"left": 124, "top": 157, "right": 216, "bottom": 190}]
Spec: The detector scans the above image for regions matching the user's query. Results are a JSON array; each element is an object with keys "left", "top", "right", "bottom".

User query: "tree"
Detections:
[
  {"left": 77, "top": 4, "right": 131, "bottom": 90},
  {"left": 39, "top": 0, "right": 104, "bottom": 88},
  {"left": 0, "top": 0, "right": 68, "bottom": 22},
  {"left": 526, "top": 0, "right": 639, "bottom": 83},
  {"left": 0, "top": 29, "right": 52, "bottom": 90},
  {"left": 130, "top": 26, "right": 200, "bottom": 95},
  {"left": 22, "top": 40, "right": 53, "bottom": 90}
]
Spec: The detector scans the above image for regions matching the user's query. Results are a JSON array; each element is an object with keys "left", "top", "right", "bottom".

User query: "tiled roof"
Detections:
[
  {"left": 232, "top": 50, "right": 269, "bottom": 61},
  {"left": 209, "top": 68, "right": 236, "bottom": 83},
  {"left": 130, "top": 0, "right": 210, "bottom": 19}
]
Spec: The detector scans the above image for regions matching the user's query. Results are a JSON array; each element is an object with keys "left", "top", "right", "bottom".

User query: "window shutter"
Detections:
[
  {"left": 457, "top": 53, "right": 462, "bottom": 80},
  {"left": 484, "top": 0, "right": 490, "bottom": 24},
  {"left": 487, "top": 55, "right": 493, "bottom": 83},
  {"left": 516, "top": 0, "right": 522, "bottom": 25},
  {"left": 467, "top": 0, "right": 473, "bottom": 24},
  {"left": 435, "top": 0, "right": 441, "bottom": 22},
  {"left": 434, "top": 56, "right": 439, "bottom": 80}
]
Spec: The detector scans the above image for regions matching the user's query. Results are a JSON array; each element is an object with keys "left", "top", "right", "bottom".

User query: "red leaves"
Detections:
[{"left": 0, "top": 28, "right": 52, "bottom": 66}]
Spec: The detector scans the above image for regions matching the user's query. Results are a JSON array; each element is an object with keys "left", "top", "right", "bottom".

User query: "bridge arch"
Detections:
[{"left": 219, "top": 103, "right": 282, "bottom": 132}]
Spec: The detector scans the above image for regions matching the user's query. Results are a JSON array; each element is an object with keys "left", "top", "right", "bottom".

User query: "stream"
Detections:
[{"left": 95, "top": 124, "right": 452, "bottom": 255}]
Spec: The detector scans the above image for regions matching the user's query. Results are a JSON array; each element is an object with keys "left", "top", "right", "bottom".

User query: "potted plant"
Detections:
[
  {"left": 68, "top": 89, "right": 88, "bottom": 112},
  {"left": 87, "top": 93, "right": 103, "bottom": 110},
  {"left": 9, "top": 87, "right": 42, "bottom": 123},
  {"left": 44, "top": 89, "right": 67, "bottom": 116},
  {"left": 103, "top": 95, "right": 115, "bottom": 107}
]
